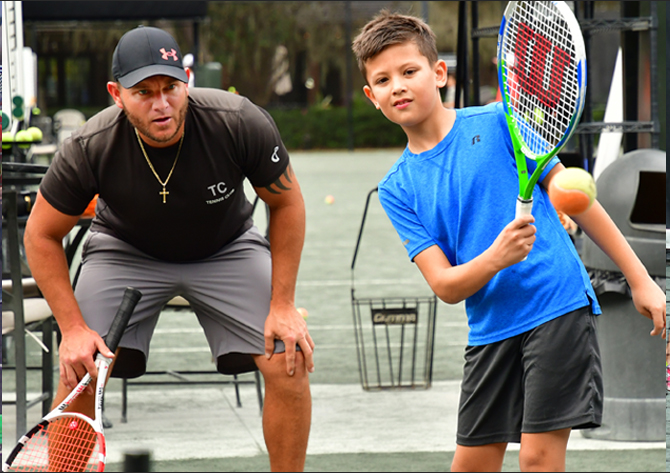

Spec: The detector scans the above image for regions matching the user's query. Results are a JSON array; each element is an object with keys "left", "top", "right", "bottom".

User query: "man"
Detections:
[{"left": 24, "top": 26, "right": 313, "bottom": 472}]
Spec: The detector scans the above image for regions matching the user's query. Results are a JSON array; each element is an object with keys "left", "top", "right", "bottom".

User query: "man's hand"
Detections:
[
  {"left": 264, "top": 305, "right": 315, "bottom": 376},
  {"left": 58, "top": 325, "right": 115, "bottom": 392},
  {"left": 630, "top": 275, "right": 667, "bottom": 338}
]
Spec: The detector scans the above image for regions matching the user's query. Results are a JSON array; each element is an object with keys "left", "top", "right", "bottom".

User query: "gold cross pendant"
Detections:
[{"left": 160, "top": 187, "right": 169, "bottom": 203}]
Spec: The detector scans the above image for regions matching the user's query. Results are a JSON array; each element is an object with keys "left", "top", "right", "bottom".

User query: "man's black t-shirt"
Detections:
[{"left": 40, "top": 88, "right": 290, "bottom": 262}]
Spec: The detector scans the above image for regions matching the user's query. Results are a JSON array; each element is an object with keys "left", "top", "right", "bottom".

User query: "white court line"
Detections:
[
  {"left": 297, "top": 279, "right": 426, "bottom": 287},
  {"left": 152, "top": 322, "right": 467, "bottom": 335},
  {"left": 149, "top": 342, "right": 466, "bottom": 354}
]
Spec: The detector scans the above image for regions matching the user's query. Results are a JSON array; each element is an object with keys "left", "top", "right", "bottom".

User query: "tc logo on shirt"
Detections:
[{"left": 205, "top": 181, "right": 235, "bottom": 205}]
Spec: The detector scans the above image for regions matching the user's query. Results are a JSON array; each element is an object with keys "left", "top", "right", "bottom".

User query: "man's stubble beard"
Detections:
[{"left": 123, "top": 99, "right": 188, "bottom": 145}]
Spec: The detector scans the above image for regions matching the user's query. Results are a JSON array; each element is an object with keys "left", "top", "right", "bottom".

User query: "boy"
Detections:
[{"left": 352, "top": 11, "right": 665, "bottom": 472}]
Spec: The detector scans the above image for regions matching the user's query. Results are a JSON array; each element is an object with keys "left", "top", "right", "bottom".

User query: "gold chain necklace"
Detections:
[{"left": 134, "top": 128, "right": 184, "bottom": 203}]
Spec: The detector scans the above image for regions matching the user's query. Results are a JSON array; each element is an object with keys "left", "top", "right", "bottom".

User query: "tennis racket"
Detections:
[
  {"left": 497, "top": 1, "right": 587, "bottom": 243},
  {"left": 3, "top": 287, "right": 143, "bottom": 472}
]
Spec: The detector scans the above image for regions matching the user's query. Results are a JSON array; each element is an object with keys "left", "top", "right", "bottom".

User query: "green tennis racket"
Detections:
[{"left": 497, "top": 1, "right": 587, "bottom": 235}]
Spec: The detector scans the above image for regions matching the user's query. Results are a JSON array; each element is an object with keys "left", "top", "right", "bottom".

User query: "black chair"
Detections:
[{"left": 2, "top": 187, "right": 55, "bottom": 441}]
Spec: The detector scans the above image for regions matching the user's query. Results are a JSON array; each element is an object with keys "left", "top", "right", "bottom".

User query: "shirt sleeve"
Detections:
[
  {"left": 39, "top": 135, "right": 97, "bottom": 216},
  {"left": 235, "top": 99, "right": 290, "bottom": 188},
  {"left": 378, "top": 184, "right": 437, "bottom": 262}
]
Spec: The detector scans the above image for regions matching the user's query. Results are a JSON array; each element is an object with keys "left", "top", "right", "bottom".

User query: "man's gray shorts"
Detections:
[{"left": 74, "top": 227, "right": 284, "bottom": 378}]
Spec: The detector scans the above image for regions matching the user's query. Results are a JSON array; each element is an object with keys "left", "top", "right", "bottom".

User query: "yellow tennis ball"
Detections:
[
  {"left": 27, "top": 126, "right": 43, "bottom": 142},
  {"left": 533, "top": 107, "right": 544, "bottom": 125},
  {"left": 2, "top": 131, "right": 14, "bottom": 149},
  {"left": 15, "top": 130, "right": 33, "bottom": 148},
  {"left": 324, "top": 195, "right": 335, "bottom": 205},
  {"left": 548, "top": 167, "right": 597, "bottom": 216},
  {"left": 297, "top": 307, "right": 309, "bottom": 319}
]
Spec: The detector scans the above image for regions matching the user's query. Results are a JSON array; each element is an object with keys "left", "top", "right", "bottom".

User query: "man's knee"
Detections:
[{"left": 255, "top": 352, "right": 310, "bottom": 392}]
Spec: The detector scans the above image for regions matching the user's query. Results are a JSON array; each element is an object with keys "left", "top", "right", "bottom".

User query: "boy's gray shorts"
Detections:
[
  {"left": 456, "top": 306, "right": 603, "bottom": 446},
  {"left": 74, "top": 226, "right": 284, "bottom": 378}
]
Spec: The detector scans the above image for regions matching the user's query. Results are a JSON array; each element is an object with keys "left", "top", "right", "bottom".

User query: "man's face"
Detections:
[{"left": 108, "top": 75, "right": 189, "bottom": 147}]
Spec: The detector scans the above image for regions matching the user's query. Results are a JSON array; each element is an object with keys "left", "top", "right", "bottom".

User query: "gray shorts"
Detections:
[
  {"left": 456, "top": 306, "right": 603, "bottom": 446},
  {"left": 75, "top": 227, "right": 283, "bottom": 378}
]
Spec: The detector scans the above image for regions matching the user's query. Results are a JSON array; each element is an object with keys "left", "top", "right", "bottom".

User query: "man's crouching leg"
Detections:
[{"left": 253, "top": 352, "right": 311, "bottom": 472}]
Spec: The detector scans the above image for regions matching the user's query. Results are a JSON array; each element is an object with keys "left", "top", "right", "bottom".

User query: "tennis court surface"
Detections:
[{"left": 3, "top": 150, "right": 664, "bottom": 471}]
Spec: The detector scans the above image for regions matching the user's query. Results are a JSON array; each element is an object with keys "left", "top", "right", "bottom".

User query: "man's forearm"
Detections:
[
  {"left": 267, "top": 201, "right": 306, "bottom": 308},
  {"left": 25, "top": 232, "right": 87, "bottom": 334}
]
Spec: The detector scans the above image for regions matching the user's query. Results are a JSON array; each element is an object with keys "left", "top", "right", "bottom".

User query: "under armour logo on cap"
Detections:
[
  {"left": 160, "top": 48, "right": 179, "bottom": 61},
  {"left": 112, "top": 25, "right": 188, "bottom": 88}
]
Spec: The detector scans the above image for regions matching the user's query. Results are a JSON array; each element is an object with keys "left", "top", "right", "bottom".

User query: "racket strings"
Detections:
[
  {"left": 502, "top": 1, "right": 580, "bottom": 154},
  {"left": 8, "top": 417, "right": 102, "bottom": 472}
]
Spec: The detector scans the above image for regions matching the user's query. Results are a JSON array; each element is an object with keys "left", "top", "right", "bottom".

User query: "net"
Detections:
[{"left": 500, "top": 1, "right": 582, "bottom": 156}]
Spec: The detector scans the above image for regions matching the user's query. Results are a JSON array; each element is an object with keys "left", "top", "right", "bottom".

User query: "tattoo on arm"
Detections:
[{"left": 264, "top": 164, "right": 294, "bottom": 195}]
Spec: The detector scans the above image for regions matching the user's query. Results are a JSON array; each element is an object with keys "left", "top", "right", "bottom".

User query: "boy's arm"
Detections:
[
  {"left": 414, "top": 215, "right": 536, "bottom": 304},
  {"left": 571, "top": 201, "right": 666, "bottom": 337},
  {"left": 541, "top": 165, "right": 666, "bottom": 338}
]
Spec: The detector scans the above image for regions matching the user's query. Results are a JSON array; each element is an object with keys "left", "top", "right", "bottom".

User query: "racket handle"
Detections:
[
  {"left": 105, "top": 287, "right": 143, "bottom": 353},
  {"left": 515, "top": 197, "right": 533, "bottom": 220},
  {"left": 515, "top": 198, "right": 533, "bottom": 261}
]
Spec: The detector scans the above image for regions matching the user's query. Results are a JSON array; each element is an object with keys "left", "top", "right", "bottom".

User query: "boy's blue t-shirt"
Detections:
[{"left": 378, "top": 102, "right": 601, "bottom": 346}]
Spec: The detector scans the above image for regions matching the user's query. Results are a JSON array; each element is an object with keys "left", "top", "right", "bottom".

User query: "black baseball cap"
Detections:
[{"left": 112, "top": 26, "right": 188, "bottom": 88}]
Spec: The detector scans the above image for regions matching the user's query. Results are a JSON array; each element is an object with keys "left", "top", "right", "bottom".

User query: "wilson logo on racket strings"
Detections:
[
  {"left": 514, "top": 22, "right": 571, "bottom": 109},
  {"left": 371, "top": 308, "right": 418, "bottom": 325}
]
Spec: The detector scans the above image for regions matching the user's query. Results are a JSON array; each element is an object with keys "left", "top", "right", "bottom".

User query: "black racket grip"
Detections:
[{"left": 104, "top": 287, "right": 142, "bottom": 353}]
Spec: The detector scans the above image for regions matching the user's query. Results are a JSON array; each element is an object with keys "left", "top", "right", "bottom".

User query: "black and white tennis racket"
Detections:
[
  {"left": 3, "top": 287, "right": 143, "bottom": 472},
  {"left": 497, "top": 1, "right": 587, "bottom": 246}
]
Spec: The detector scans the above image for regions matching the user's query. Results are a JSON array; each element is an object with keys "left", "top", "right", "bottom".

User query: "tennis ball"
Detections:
[
  {"left": 27, "top": 126, "right": 43, "bottom": 142},
  {"left": 15, "top": 129, "right": 33, "bottom": 148},
  {"left": 324, "top": 195, "right": 335, "bottom": 205},
  {"left": 533, "top": 107, "right": 544, "bottom": 125},
  {"left": 297, "top": 307, "right": 309, "bottom": 319},
  {"left": 548, "top": 167, "right": 597, "bottom": 216},
  {"left": 2, "top": 131, "right": 14, "bottom": 149}
]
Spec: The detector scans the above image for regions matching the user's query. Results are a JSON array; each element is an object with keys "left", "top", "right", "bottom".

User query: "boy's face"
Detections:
[{"left": 363, "top": 42, "right": 447, "bottom": 129}]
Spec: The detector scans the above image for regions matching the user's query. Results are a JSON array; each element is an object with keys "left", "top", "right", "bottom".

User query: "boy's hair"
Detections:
[{"left": 352, "top": 10, "right": 438, "bottom": 83}]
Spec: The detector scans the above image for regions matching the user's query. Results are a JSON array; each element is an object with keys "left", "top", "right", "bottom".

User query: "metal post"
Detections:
[
  {"left": 192, "top": 20, "right": 200, "bottom": 85},
  {"left": 456, "top": 1, "right": 469, "bottom": 108},
  {"left": 5, "top": 190, "right": 29, "bottom": 440},
  {"left": 580, "top": 2, "right": 595, "bottom": 173},
  {"left": 649, "top": 1, "right": 659, "bottom": 149},
  {"left": 471, "top": 2, "right": 480, "bottom": 106},
  {"left": 345, "top": 1, "right": 354, "bottom": 151},
  {"left": 621, "top": 1, "right": 640, "bottom": 152}
]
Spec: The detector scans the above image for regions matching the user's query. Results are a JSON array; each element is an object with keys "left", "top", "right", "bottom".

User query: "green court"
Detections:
[{"left": 2, "top": 150, "right": 664, "bottom": 471}]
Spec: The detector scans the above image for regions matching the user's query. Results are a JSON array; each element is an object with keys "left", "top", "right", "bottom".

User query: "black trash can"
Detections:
[{"left": 580, "top": 149, "right": 666, "bottom": 441}]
